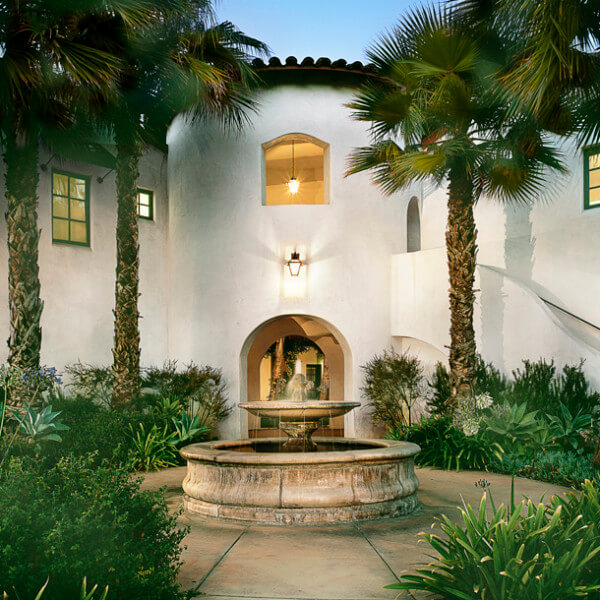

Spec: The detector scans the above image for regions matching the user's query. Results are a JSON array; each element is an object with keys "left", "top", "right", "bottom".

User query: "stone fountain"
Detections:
[
  {"left": 240, "top": 366, "right": 359, "bottom": 451},
  {"left": 181, "top": 362, "right": 420, "bottom": 524}
]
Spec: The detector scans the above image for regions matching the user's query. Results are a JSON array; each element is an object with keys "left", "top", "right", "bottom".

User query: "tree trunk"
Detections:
[
  {"left": 5, "top": 135, "right": 43, "bottom": 378},
  {"left": 319, "top": 358, "right": 329, "bottom": 400},
  {"left": 112, "top": 131, "right": 142, "bottom": 407},
  {"left": 446, "top": 163, "right": 478, "bottom": 406},
  {"left": 268, "top": 337, "right": 285, "bottom": 401}
]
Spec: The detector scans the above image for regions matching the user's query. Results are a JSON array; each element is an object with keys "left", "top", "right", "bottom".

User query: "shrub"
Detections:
[
  {"left": 0, "top": 455, "right": 187, "bottom": 600},
  {"left": 3, "top": 578, "right": 109, "bottom": 600},
  {"left": 362, "top": 350, "right": 427, "bottom": 429},
  {"left": 509, "top": 359, "right": 600, "bottom": 416},
  {"left": 38, "top": 394, "right": 157, "bottom": 467},
  {"left": 498, "top": 449, "right": 600, "bottom": 488},
  {"left": 427, "top": 357, "right": 508, "bottom": 416},
  {"left": 390, "top": 415, "right": 503, "bottom": 471},
  {"left": 483, "top": 401, "right": 544, "bottom": 457},
  {"left": 64, "top": 363, "right": 114, "bottom": 407},
  {"left": 142, "top": 362, "right": 230, "bottom": 429},
  {"left": 389, "top": 480, "right": 600, "bottom": 599},
  {"left": 127, "top": 423, "right": 179, "bottom": 471}
]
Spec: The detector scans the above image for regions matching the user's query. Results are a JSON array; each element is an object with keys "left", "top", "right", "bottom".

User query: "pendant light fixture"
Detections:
[{"left": 287, "top": 140, "right": 300, "bottom": 195}]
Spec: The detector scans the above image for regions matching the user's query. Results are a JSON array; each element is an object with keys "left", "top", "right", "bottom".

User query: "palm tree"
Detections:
[
  {"left": 108, "top": 2, "right": 267, "bottom": 406},
  {"left": 453, "top": 0, "right": 600, "bottom": 139},
  {"left": 0, "top": 0, "right": 143, "bottom": 376},
  {"left": 346, "top": 6, "right": 565, "bottom": 406}
]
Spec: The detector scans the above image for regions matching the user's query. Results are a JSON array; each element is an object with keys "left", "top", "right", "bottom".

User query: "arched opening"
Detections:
[
  {"left": 407, "top": 196, "right": 421, "bottom": 252},
  {"left": 262, "top": 133, "right": 329, "bottom": 205},
  {"left": 241, "top": 315, "right": 349, "bottom": 438}
]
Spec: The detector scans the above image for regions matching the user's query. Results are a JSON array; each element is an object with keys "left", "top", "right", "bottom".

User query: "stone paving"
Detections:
[{"left": 142, "top": 467, "right": 570, "bottom": 600}]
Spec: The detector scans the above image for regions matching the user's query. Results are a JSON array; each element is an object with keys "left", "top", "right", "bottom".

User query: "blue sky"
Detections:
[{"left": 215, "top": 0, "right": 418, "bottom": 63}]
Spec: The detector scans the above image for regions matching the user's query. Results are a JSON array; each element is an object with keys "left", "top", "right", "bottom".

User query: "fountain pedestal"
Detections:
[{"left": 279, "top": 421, "right": 320, "bottom": 451}]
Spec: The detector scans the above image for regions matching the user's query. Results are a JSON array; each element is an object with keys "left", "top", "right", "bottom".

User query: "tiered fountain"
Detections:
[{"left": 181, "top": 362, "right": 420, "bottom": 524}]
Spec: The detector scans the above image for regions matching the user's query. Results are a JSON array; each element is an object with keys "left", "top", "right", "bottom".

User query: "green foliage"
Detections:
[
  {"left": 65, "top": 363, "right": 114, "bottom": 408},
  {"left": 547, "top": 403, "right": 593, "bottom": 455},
  {"left": 0, "top": 455, "right": 187, "bottom": 600},
  {"left": 391, "top": 416, "right": 503, "bottom": 471},
  {"left": 171, "top": 411, "right": 210, "bottom": 445},
  {"left": 11, "top": 404, "right": 69, "bottom": 445},
  {"left": 426, "top": 363, "right": 451, "bottom": 416},
  {"left": 509, "top": 359, "right": 600, "bottom": 416},
  {"left": 362, "top": 350, "right": 426, "bottom": 429},
  {"left": 127, "top": 424, "right": 179, "bottom": 472},
  {"left": 3, "top": 577, "right": 109, "bottom": 600},
  {"left": 389, "top": 481, "right": 600, "bottom": 599},
  {"left": 483, "top": 402, "right": 543, "bottom": 456},
  {"left": 427, "top": 357, "right": 508, "bottom": 416},
  {"left": 498, "top": 450, "right": 600, "bottom": 489}
]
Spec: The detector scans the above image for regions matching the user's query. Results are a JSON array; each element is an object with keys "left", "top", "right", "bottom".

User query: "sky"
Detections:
[{"left": 215, "top": 0, "right": 417, "bottom": 63}]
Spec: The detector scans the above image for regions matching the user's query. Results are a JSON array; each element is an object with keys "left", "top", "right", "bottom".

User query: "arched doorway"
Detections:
[{"left": 241, "top": 315, "right": 349, "bottom": 438}]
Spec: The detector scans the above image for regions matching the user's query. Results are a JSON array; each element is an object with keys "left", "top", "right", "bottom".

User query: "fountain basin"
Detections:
[
  {"left": 239, "top": 401, "right": 361, "bottom": 451},
  {"left": 239, "top": 400, "right": 361, "bottom": 421},
  {"left": 181, "top": 437, "right": 421, "bottom": 524}
]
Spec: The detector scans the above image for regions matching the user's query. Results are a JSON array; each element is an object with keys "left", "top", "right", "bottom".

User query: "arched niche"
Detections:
[
  {"left": 262, "top": 133, "right": 330, "bottom": 205},
  {"left": 407, "top": 196, "right": 421, "bottom": 252}
]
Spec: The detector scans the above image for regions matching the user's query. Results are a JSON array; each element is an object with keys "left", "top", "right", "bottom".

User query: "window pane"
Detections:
[
  {"left": 70, "top": 221, "right": 88, "bottom": 244},
  {"left": 53, "top": 218, "right": 69, "bottom": 241},
  {"left": 53, "top": 173, "right": 69, "bottom": 196},
  {"left": 589, "top": 153, "right": 600, "bottom": 170},
  {"left": 53, "top": 196, "right": 68, "bottom": 218},
  {"left": 139, "top": 191, "right": 151, "bottom": 206},
  {"left": 70, "top": 178, "right": 87, "bottom": 200},
  {"left": 589, "top": 169, "right": 600, "bottom": 188},
  {"left": 590, "top": 186, "right": 600, "bottom": 205},
  {"left": 70, "top": 199, "right": 86, "bottom": 221},
  {"left": 139, "top": 205, "right": 151, "bottom": 218}
]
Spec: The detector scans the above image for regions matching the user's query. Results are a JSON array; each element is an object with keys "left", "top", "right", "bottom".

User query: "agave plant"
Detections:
[
  {"left": 172, "top": 411, "right": 211, "bottom": 444},
  {"left": 11, "top": 404, "right": 69, "bottom": 444},
  {"left": 547, "top": 403, "right": 593, "bottom": 455}
]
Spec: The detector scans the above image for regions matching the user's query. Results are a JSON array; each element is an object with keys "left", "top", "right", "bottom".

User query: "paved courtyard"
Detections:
[{"left": 142, "top": 467, "right": 570, "bottom": 600}]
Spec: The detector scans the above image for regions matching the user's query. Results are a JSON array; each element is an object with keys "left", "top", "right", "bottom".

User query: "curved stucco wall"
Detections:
[{"left": 166, "top": 85, "right": 407, "bottom": 439}]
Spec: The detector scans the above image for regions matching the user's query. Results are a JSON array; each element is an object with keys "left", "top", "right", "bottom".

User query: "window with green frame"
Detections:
[
  {"left": 52, "top": 171, "right": 90, "bottom": 246},
  {"left": 584, "top": 145, "right": 600, "bottom": 210},
  {"left": 137, "top": 188, "right": 153, "bottom": 220}
]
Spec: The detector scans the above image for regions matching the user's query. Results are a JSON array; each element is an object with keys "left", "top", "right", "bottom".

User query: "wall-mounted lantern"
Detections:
[{"left": 287, "top": 251, "right": 303, "bottom": 277}]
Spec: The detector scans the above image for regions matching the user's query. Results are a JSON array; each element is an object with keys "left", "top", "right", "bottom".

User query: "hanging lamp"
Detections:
[{"left": 286, "top": 140, "right": 300, "bottom": 195}]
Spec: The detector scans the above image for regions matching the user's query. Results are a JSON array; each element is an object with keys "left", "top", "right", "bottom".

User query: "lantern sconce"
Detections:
[{"left": 287, "top": 251, "right": 303, "bottom": 277}]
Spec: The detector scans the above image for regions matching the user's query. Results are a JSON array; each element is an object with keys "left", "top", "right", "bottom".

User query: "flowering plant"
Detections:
[{"left": 453, "top": 392, "right": 494, "bottom": 436}]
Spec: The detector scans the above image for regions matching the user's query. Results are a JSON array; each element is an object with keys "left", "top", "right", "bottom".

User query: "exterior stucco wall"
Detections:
[
  {"left": 419, "top": 138, "right": 600, "bottom": 330},
  {"left": 166, "top": 85, "right": 407, "bottom": 439},
  {"left": 0, "top": 145, "right": 170, "bottom": 372}
]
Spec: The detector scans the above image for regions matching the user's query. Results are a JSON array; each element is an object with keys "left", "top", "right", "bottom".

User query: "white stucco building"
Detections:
[{"left": 1, "top": 57, "right": 599, "bottom": 439}]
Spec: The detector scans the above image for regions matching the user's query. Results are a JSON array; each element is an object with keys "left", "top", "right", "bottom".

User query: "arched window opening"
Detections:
[
  {"left": 263, "top": 133, "right": 328, "bottom": 205},
  {"left": 407, "top": 196, "right": 421, "bottom": 252}
]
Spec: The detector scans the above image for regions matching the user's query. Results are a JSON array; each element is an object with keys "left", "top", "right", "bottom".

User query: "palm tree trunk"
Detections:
[
  {"left": 446, "top": 163, "right": 478, "bottom": 406},
  {"left": 268, "top": 337, "right": 285, "bottom": 401},
  {"left": 112, "top": 131, "right": 142, "bottom": 407},
  {"left": 4, "top": 135, "right": 43, "bottom": 378}
]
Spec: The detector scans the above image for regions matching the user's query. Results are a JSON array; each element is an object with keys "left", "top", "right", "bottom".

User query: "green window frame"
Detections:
[
  {"left": 137, "top": 188, "right": 154, "bottom": 220},
  {"left": 584, "top": 144, "right": 600, "bottom": 210},
  {"left": 51, "top": 170, "right": 90, "bottom": 246}
]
